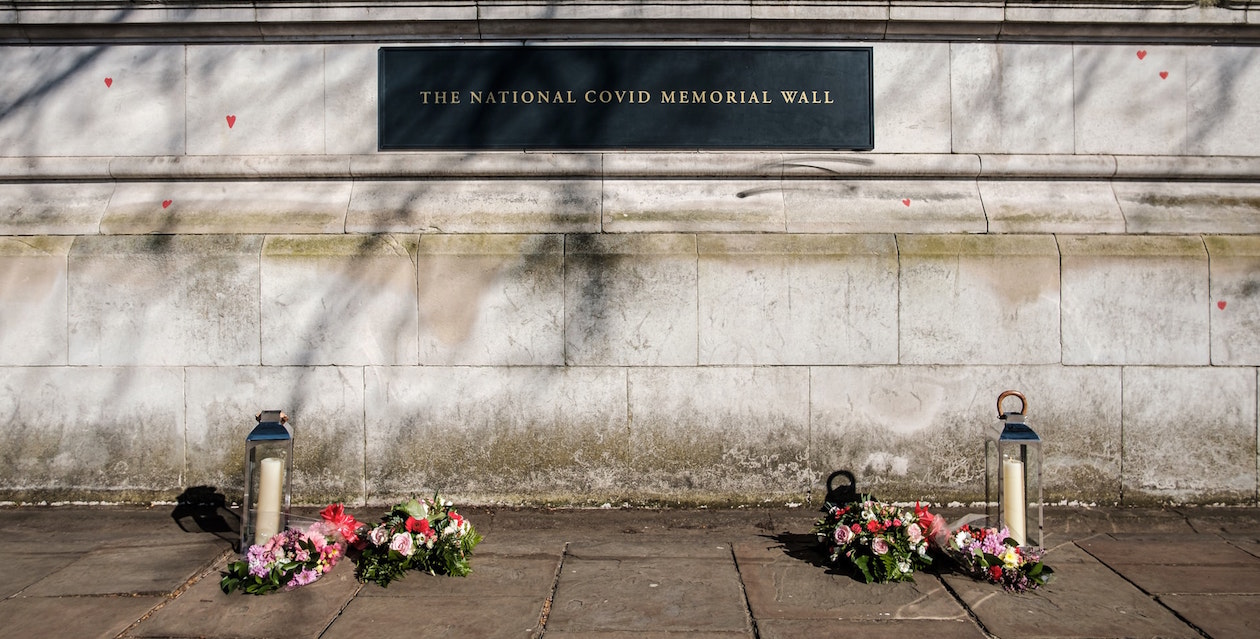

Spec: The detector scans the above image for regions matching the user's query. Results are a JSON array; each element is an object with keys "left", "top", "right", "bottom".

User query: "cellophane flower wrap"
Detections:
[
  {"left": 939, "top": 525, "right": 1053, "bottom": 592},
  {"left": 220, "top": 520, "right": 345, "bottom": 595},
  {"left": 352, "top": 495, "right": 482, "bottom": 587},
  {"left": 813, "top": 498, "right": 939, "bottom": 583}
]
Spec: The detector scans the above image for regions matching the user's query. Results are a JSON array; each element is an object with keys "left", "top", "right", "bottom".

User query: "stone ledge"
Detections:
[
  {"left": 3, "top": 153, "right": 1259, "bottom": 181},
  {"left": 1, "top": 1, "right": 1256, "bottom": 44}
]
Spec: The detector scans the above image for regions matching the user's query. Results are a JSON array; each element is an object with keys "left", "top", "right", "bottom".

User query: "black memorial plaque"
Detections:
[{"left": 378, "top": 46, "right": 873, "bottom": 150}]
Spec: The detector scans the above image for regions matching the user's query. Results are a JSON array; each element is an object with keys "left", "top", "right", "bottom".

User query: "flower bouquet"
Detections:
[
  {"left": 813, "top": 498, "right": 940, "bottom": 583},
  {"left": 220, "top": 520, "right": 345, "bottom": 595},
  {"left": 938, "top": 525, "right": 1053, "bottom": 592},
  {"left": 352, "top": 495, "right": 483, "bottom": 587}
]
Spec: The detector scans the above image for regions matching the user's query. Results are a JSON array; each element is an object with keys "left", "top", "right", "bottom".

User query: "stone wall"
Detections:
[{"left": 2, "top": 1, "right": 1259, "bottom": 506}]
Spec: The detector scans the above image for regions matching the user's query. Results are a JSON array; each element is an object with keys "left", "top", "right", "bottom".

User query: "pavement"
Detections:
[{"left": 2, "top": 504, "right": 1260, "bottom": 639}]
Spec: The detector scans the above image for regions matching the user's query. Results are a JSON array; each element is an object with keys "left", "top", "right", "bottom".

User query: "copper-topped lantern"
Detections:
[
  {"left": 240, "top": 410, "right": 293, "bottom": 552},
  {"left": 985, "top": 391, "right": 1043, "bottom": 548}
]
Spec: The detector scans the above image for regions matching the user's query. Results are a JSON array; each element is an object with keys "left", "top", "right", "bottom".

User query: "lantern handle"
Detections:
[{"left": 996, "top": 390, "right": 1027, "bottom": 418}]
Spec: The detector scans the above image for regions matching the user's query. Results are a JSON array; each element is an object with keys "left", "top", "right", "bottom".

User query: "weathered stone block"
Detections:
[
  {"left": 1115, "top": 182, "right": 1260, "bottom": 234},
  {"left": 0, "top": 46, "right": 185, "bottom": 156},
  {"left": 184, "top": 366, "right": 366, "bottom": 505},
  {"left": 1206, "top": 236, "right": 1260, "bottom": 365},
  {"left": 186, "top": 45, "right": 326, "bottom": 155},
  {"left": 260, "top": 234, "right": 419, "bottom": 366},
  {"left": 1121, "top": 367, "right": 1256, "bottom": 504},
  {"left": 603, "top": 179, "right": 786, "bottom": 232},
  {"left": 951, "top": 43, "right": 1075, "bottom": 154},
  {"left": 1074, "top": 45, "right": 1187, "bottom": 155},
  {"left": 603, "top": 152, "right": 783, "bottom": 177},
  {"left": 0, "top": 237, "right": 71, "bottom": 366},
  {"left": 697, "top": 234, "right": 897, "bottom": 365},
  {"left": 811, "top": 365, "right": 1122, "bottom": 504},
  {"left": 1187, "top": 46, "right": 1260, "bottom": 156},
  {"left": 324, "top": 44, "right": 377, "bottom": 155},
  {"left": 69, "top": 235, "right": 262, "bottom": 366},
  {"left": 0, "top": 182, "right": 112, "bottom": 235},
  {"left": 784, "top": 179, "right": 985, "bottom": 234},
  {"left": 872, "top": 43, "right": 952, "bottom": 153},
  {"left": 980, "top": 180, "right": 1125, "bottom": 234},
  {"left": 346, "top": 179, "right": 600, "bottom": 234},
  {"left": 101, "top": 181, "right": 351, "bottom": 235},
  {"left": 564, "top": 234, "right": 699, "bottom": 366},
  {"left": 1060, "top": 235, "right": 1209, "bottom": 365},
  {"left": 900, "top": 235, "right": 1061, "bottom": 365},
  {"left": 363, "top": 366, "right": 629, "bottom": 503},
  {"left": 0, "top": 367, "right": 184, "bottom": 500},
  {"left": 627, "top": 367, "right": 811, "bottom": 497},
  {"left": 416, "top": 234, "right": 564, "bottom": 366}
]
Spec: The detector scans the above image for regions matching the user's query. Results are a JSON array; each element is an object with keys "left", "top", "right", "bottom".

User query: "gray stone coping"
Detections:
[
  {"left": 1, "top": 1, "right": 1258, "bottom": 44},
  {"left": 3, "top": 153, "right": 1260, "bottom": 181}
]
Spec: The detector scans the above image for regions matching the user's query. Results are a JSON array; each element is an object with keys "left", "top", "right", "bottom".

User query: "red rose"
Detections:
[
  {"left": 851, "top": 524, "right": 862, "bottom": 534},
  {"left": 989, "top": 565, "right": 1004, "bottom": 581},
  {"left": 866, "top": 520, "right": 880, "bottom": 533}
]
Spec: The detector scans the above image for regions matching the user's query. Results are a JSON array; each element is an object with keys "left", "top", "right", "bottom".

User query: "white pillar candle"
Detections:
[
  {"left": 1001, "top": 457, "right": 1026, "bottom": 546},
  {"left": 254, "top": 457, "right": 284, "bottom": 545}
]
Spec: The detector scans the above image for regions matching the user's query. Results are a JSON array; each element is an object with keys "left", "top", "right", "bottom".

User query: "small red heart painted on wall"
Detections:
[
  {"left": 162, "top": 200, "right": 172, "bottom": 209},
  {"left": 104, "top": 77, "right": 113, "bottom": 88},
  {"left": 1136, "top": 50, "right": 1147, "bottom": 60},
  {"left": 226, "top": 115, "right": 237, "bottom": 128},
  {"left": 1218, "top": 301, "right": 1227, "bottom": 310}
]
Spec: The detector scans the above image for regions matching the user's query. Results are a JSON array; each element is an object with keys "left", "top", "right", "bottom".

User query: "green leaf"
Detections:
[
  {"left": 401, "top": 498, "right": 428, "bottom": 519},
  {"left": 852, "top": 555, "right": 874, "bottom": 583}
]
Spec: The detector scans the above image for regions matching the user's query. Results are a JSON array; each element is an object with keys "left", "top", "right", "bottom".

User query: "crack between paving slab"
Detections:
[
  {"left": 1075, "top": 540, "right": 1213, "bottom": 639},
  {"left": 934, "top": 574, "right": 999, "bottom": 639},
  {"left": 112, "top": 546, "right": 234, "bottom": 639},
  {"left": 317, "top": 581, "right": 366, "bottom": 639},
  {"left": 535, "top": 541, "right": 568, "bottom": 638},
  {"left": 729, "top": 542, "right": 762, "bottom": 639}
]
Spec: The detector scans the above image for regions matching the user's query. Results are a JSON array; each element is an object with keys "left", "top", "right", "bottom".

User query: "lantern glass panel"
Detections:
[
  {"left": 986, "top": 417, "right": 1042, "bottom": 548},
  {"left": 241, "top": 411, "right": 293, "bottom": 553}
]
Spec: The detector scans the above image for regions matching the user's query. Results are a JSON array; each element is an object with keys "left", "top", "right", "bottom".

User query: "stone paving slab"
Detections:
[
  {"left": 0, "top": 594, "right": 165, "bottom": 639},
  {"left": 735, "top": 536, "right": 973, "bottom": 622},
  {"left": 357, "top": 555, "right": 559, "bottom": 599},
  {"left": 22, "top": 540, "right": 229, "bottom": 596},
  {"left": 1159, "top": 594, "right": 1260, "bottom": 639},
  {"left": 323, "top": 595, "right": 546, "bottom": 639},
  {"left": 1109, "top": 564, "right": 1260, "bottom": 595},
  {"left": 545, "top": 632, "right": 750, "bottom": 639},
  {"left": 0, "top": 553, "right": 80, "bottom": 597},
  {"left": 941, "top": 548, "right": 1199, "bottom": 639},
  {"left": 128, "top": 561, "right": 361, "bottom": 638},
  {"left": 1079, "top": 533, "right": 1260, "bottom": 564},
  {"left": 758, "top": 618, "right": 987, "bottom": 639},
  {"left": 547, "top": 556, "right": 752, "bottom": 633}
]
